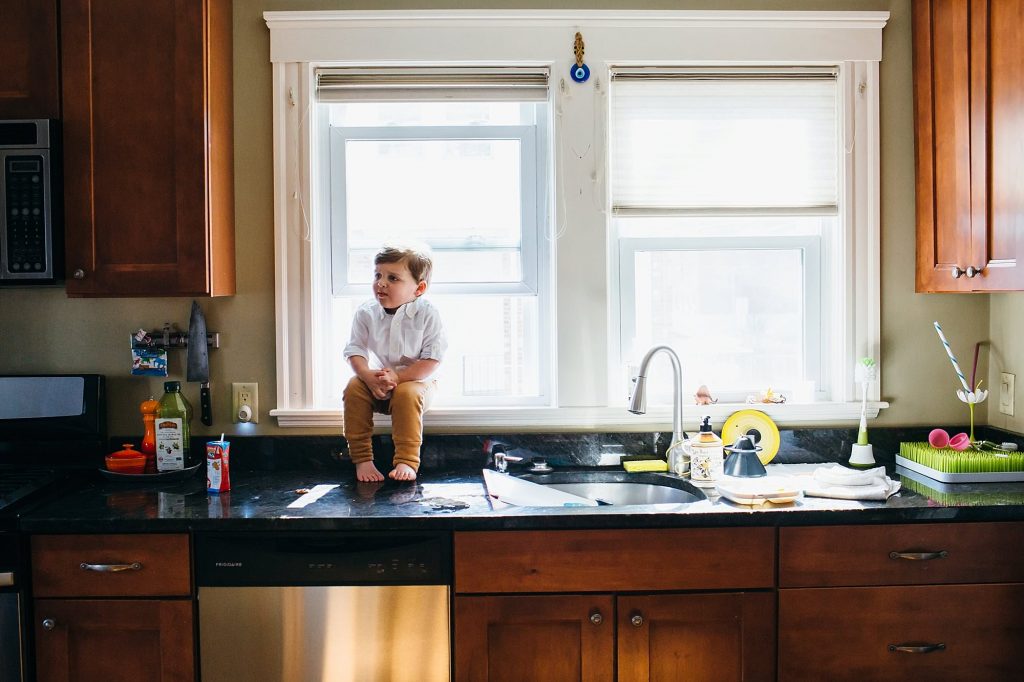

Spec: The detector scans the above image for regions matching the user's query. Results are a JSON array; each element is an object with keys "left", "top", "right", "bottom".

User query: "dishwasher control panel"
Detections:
[{"left": 195, "top": 532, "right": 451, "bottom": 586}]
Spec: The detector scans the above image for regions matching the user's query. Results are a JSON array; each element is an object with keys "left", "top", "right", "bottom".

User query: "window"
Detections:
[
  {"left": 316, "top": 69, "right": 552, "bottom": 409},
  {"left": 610, "top": 69, "right": 840, "bottom": 404},
  {"left": 265, "top": 10, "right": 888, "bottom": 428}
]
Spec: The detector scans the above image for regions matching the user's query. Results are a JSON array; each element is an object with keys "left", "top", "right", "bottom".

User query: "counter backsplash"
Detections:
[{"left": 106, "top": 425, "right": 1024, "bottom": 475}]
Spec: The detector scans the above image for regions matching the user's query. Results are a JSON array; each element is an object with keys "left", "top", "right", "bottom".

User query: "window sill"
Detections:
[{"left": 272, "top": 401, "right": 888, "bottom": 430}]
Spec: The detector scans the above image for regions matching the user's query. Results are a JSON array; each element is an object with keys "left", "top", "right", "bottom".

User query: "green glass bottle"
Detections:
[{"left": 156, "top": 381, "right": 193, "bottom": 471}]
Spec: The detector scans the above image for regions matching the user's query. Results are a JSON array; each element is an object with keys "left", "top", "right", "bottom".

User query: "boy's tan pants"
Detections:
[{"left": 343, "top": 376, "right": 436, "bottom": 471}]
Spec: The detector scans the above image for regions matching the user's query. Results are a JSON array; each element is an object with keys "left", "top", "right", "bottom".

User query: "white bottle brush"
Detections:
[{"left": 851, "top": 358, "right": 877, "bottom": 467}]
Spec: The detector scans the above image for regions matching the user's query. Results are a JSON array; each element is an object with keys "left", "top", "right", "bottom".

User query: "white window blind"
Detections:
[
  {"left": 316, "top": 66, "right": 550, "bottom": 102},
  {"left": 611, "top": 67, "right": 838, "bottom": 212}
]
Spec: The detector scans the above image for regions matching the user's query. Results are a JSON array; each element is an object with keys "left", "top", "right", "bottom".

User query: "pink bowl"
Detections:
[
  {"left": 948, "top": 432, "right": 971, "bottom": 451},
  {"left": 928, "top": 428, "right": 950, "bottom": 448}
]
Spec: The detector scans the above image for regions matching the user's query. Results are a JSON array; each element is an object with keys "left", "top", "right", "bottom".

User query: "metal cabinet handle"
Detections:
[
  {"left": 889, "top": 551, "right": 948, "bottom": 561},
  {"left": 889, "top": 643, "right": 946, "bottom": 654},
  {"left": 80, "top": 561, "right": 142, "bottom": 572},
  {"left": 630, "top": 613, "right": 644, "bottom": 627},
  {"left": 951, "top": 266, "right": 965, "bottom": 279},
  {"left": 42, "top": 618, "right": 56, "bottom": 631},
  {"left": 966, "top": 265, "right": 982, "bottom": 278},
  {"left": 73, "top": 269, "right": 85, "bottom": 279},
  {"left": 589, "top": 611, "right": 603, "bottom": 625}
]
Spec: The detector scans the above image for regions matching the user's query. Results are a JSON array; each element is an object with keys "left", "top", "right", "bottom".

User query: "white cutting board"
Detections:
[{"left": 482, "top": 469, "right": 599, "bottom": 507}]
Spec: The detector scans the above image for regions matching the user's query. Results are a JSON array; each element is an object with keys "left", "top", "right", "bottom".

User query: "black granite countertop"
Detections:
[{"left": 17, "top": 463, "right": 1024, "bottom": 533}]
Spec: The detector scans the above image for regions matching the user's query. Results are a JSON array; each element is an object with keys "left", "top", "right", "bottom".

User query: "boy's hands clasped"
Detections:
[{"left": 361, "top": 367, "right": 398, "bottom": 399}]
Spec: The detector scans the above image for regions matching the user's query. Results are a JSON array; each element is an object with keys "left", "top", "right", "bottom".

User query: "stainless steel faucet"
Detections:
[{"left": 628, "top": 345, "right": 686, "bottom": 447}]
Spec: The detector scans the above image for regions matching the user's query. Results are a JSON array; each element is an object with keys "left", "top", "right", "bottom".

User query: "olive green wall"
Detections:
[
  {"left": 989, "top": 294, "right": 1024, "bottom": 434},
  {"left": 0, "top": 0, "right": 1000, "bottom": 438}
]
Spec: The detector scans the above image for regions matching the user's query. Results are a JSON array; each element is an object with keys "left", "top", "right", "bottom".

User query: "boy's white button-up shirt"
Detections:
[{"left": 343, "top": 298, "right": 447, "bottom": 374}]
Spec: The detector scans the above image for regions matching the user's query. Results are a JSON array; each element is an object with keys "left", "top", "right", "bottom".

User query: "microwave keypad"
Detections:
[{"left": 4, "top": 155, "right": 47, "bottom": 273}]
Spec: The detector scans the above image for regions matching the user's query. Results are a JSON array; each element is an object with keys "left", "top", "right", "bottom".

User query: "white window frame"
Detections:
[{"left": 265, "top": 10, "right": 889, "bottom": 429}]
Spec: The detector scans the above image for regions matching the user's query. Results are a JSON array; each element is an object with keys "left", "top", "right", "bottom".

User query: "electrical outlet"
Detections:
[
  {"left": 232, "top": 382, "right": 259, "bottom": 423},
  {"left": 1000, "top": 373, "right": 1015, "bottom": 417}
]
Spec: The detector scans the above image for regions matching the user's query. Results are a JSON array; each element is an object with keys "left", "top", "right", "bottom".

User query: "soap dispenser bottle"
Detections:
[{"left": 689, "top": 416, "right": 724, "bottom": 487}]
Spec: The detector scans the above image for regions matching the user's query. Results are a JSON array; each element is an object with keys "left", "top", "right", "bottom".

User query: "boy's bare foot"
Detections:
[
  {"left": 355, "top": 461, "right": 384, "bottom": 482},
  {"left": 389, "top": 463, "right": 417, "bottom": 481}
]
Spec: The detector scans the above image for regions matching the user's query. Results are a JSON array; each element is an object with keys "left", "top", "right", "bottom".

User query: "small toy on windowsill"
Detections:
[
  {"left": 746, "top": 387, "right": 786, "bottom": 405},
  {"left": 694, "top": 385, "right": 717, "bottom": 405}
]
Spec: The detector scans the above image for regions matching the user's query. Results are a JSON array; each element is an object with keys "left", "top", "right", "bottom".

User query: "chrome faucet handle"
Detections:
[{"left": 493, "top": 451, "right": 523, "bottom": 473}]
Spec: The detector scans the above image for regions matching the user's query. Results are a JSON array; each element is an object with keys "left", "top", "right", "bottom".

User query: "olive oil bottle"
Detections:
[{"left": 156, "top": 381, "right": 193, "bottom": 471}]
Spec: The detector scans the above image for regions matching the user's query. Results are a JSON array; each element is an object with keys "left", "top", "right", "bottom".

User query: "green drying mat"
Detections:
[{"left": 897, "top": 442, "right": 1024, "bottom": 483}]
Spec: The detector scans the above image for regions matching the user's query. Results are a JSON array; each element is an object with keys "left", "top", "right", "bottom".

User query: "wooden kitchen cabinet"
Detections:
[
  {"left": 914, "top": 0, "right": 1024, "bottom": 292},
  {"left": 0, "top": 0, "right": 60, "bottom": 119},
  {"left": 778, "top": 522, "right": 1024, "bottom": 681},
  {"left": 617, "top": 592, "right": 775, "bottom": 682},
  {"left": 454, "top": 529, "right": 776, "bottom": 681},
  {"left": 31, "top": 534, "right": 195, "bottom": 681},
  {"left": 455, "top": 592, "right": 774, "bottom": 682},
  {"left": 60, "top": 0, "right": 234, "bottom": 297},
  {"left": 455, "top": 595, "right": 616, "bottom": 682},
  {"left": 33, "top": 599, "right": 195, "bottom": 681}
]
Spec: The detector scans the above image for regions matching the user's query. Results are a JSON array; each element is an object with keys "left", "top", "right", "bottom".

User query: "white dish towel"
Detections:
[{"left": 802, "top": 464, "right": 901, "bottom": 500}]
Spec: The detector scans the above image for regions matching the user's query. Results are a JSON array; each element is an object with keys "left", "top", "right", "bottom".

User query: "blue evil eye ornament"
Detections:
[{"left": 570, "top": 62, "right": 590, "bottom": 83}]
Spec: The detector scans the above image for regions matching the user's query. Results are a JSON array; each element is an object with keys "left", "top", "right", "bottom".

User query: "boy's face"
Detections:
[{"left": 374, "top": 260, "right": 426, "bottom": 309}]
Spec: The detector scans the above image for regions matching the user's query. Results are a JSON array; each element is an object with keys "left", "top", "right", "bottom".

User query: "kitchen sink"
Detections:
[{"left": 515, "top": 471, "right": 706, "bottom": 506}]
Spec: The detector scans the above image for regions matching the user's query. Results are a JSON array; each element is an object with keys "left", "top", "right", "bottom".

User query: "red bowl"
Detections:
[{"left": 105, "top": 454, "right": 147, "bottom": 474}]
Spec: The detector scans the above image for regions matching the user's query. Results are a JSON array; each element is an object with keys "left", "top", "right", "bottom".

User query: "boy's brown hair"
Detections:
[{"left": 375, "top": 245, "right": 433, "bottom": 284}]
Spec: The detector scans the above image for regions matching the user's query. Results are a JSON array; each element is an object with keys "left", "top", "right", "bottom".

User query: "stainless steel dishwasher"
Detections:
[{"left": 196, "top": 532, "right": 450, "bottom": 682}]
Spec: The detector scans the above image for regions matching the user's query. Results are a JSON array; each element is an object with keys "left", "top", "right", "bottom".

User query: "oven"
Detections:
[
  {"left": 0, "top": 374, "right": 106, "bottom": 681},
  {"left": 0, "top": 119, "right": 62, "bottom": 285}
]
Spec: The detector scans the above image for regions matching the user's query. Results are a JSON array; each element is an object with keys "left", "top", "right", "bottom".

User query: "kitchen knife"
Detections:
[{"left": 187, "top": 300, "right": 213, "bottom": 426}]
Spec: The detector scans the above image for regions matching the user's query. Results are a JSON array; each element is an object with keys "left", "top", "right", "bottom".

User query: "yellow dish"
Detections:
[{"left": 722, "top": 409, "right": 780, "bottom": 465}]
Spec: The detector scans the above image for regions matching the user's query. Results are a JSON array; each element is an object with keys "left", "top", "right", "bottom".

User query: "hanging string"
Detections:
[{"left": 289, "top": 83, "right": 313, "bottom": 243}]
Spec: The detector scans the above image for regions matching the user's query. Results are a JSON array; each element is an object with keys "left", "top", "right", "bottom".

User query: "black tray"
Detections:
[{"left": 99, "top": 462, "right": 203, "bottom": 483}]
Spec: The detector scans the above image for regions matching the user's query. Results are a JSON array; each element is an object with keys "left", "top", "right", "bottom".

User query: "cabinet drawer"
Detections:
[
  {"left": 779, "top": 522, "right": 1024, "bottom": 587},
  {"left": 32, "top": 534, "right": 191, "bottom": 597},
  {"left": 455, "top": 528, "right": 774, "bottom": 593},
  {"left": 779, "top": 584, "right": 1024, "bottom": 681}
]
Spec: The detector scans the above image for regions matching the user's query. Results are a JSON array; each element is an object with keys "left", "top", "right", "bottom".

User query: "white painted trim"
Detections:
[
  {"left": 264, "top": 10, "right": 889, "bottom": 31},
  {"left": 264, "top": 10, "right": 888, "bottom": 64},
  {"left": 272, "top": 401, "right": 889, "bottom": 429}
]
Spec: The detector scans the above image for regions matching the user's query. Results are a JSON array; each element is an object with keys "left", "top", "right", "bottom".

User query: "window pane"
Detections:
[
  {"left": 612, "top": 78, "right": 837, "bottom": 208},
  {"left": 628, "top": 248, "right": 804, "bottom": 403},
  {"left": 348, "top": 248, "right": 522, "bottom": 285},
  {"left": 329, "top": 101, "right": 533, "bottom": 127},
  {"left": 345, "top": 139, "right": 522, "bottom": 250},
  {"left": 432, "top": 295, "right": 539, "bottom": 401},
  {"left": 328, "top": 295, "right": 540, "bottom": 406}
]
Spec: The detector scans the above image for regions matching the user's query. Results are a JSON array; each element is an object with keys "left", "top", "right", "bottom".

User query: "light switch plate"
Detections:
[{"left": 1000, "top": 372, "right": 1015, "bottom": 416}]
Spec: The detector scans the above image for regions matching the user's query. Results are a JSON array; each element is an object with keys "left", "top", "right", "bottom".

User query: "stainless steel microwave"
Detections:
[{"left": 0, "top": 120, "right": 61, "bottom": 285}]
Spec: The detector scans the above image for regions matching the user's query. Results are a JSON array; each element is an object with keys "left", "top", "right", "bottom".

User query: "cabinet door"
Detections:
[
  {"left": 454, "top": 594, "right": 615, "bottom": 682},
  {"left": 34, "top": 599, "right": 195, "bottom": 681},
  {"left": 618, "top": 592, "right": 775, "bottom": 682},
  {"left": 913, "top": 0, "right": 974, "bottom": 292},
  {"left": 0, "top": 0, "right": 60, "bottom": 119},
  {"left": 967, "top": 0, "right": 1024, "bottom": 290},
  {"left": 779, "top": 584, "right": 1024, "bottom": 681},
  {"left": 61, "top": 0, "right": 234, "bottom": 297},
  {"left": 914, "top": 0, "right": 1024, "bottom": 292}
]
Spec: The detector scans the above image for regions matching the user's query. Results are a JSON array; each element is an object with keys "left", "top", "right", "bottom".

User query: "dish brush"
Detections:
[{"left": 850, "top": 358, "right": 877, "bottom": 467}]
